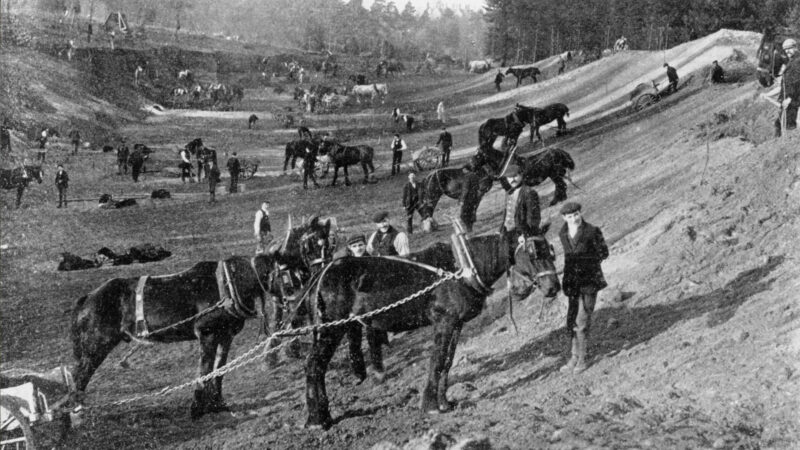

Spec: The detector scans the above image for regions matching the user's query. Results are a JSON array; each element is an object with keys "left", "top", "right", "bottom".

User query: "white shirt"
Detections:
[
  {"left": 504, "top": 179, "right": 521, "bottom": 231},
  {"left": 254, "top": 209, "right": 269, "bottom": 236},
  {"left": 180, "top": 150, "right": 191, "bottom": 164}
]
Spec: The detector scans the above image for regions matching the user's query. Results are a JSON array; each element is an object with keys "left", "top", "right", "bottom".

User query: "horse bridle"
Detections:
[
  {"left": 299, "top": 231, "right": 333, "bottom": 272},
  {"left": 516, "top": 235, "right": 557, "bottom": 280}
]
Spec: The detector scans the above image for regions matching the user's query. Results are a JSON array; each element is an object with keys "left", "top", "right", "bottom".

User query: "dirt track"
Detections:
[{"left": 1, "top": 29, "right": 799, "bottom": 450}]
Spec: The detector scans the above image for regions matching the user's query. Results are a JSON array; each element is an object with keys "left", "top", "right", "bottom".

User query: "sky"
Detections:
[{"left": 361, "top": 0, "right": 487, "bottom": 14}]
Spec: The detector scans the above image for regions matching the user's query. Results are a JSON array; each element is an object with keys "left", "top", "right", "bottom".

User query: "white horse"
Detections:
[{"left": 468, "top": 59, "right": 492, "bottom": 73}]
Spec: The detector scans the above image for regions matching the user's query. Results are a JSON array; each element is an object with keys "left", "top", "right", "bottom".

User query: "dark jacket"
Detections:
[
  {"left": 128, "top": 149, "right": 144, "bottom": 167},
  {"left": 436, "top": 131, "right": 452, "bottom": 148},
  {"left": 666, "top": 65, "right": 679, "bottom": 83},
  {"left": 710, "top": 65, "right": 725, "bottom": 83},
  {"left": 559, "top": 221, "right": 609, "bottom": 297},
  {"left": 494, "top": 72, "right": 504, "bottom": 84},
  {"left": 499, "top": 178, "right": 541, "bottom": 236},
  {"left": 226, "top": 156, "right": 240, "bottom": 174},
  {"left": 117, "top": 145, "right": 130, "bottom": 163},
  {"left": 207, "top": 165, "right": 221, "bottom": 186},
  {"left": 55, "top": 170, "right": 69, "bottom": 188},
  {"left": 371, "top": 226, "right": 399, "bottom": 256},
  {"left": 403, "top": 181, "right": 422, "bottom": 211}
]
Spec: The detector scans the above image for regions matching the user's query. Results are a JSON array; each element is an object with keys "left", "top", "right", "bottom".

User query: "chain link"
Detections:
[{"left": 88, "top": 269, "right": 465, "bottom": 410}]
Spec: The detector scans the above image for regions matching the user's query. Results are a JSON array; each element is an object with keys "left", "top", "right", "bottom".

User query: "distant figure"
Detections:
[
  {"left": 109, "top": 31, "right": 115, "bottom": 50},
  {"left": 435, "top": 126, "right": 452, "bottom": 167},
  {"left": 558, "top": 56, "right": 566, "bottom": 75},
  {"left": 614, "top": 36, "right": 629, "bottom": 52},
  {"left": 710, "top": 60, "right": 725, "bottom": 83},
  {"left": 207, "top": 160, "right": 221, "bottom": 203},
  {"left": 494, "top": 70, "right": 505, "bottom": 92},
  {"left": 226, "top": 152, "right": 240, "bottom": 194},
  {"left": 129, "top": 147, "right": 145, "bottom": 182},
  {"left": 664, "top": 63, "right": 679, "bottom": 94},
  {"left": 134, "top": 66, "right": 144, "bottom": 87},
  {"left": 37, "top": 129, "right": 48, "bottom": 162},
  {"left": 55, "top": 165, "right": 69, "bottom": 208},
  {"left": 68, "top": 129, "right": 81, "bottom": 155},
  {"left": 66, "top": 40, "right": 75, "bottom": 61},
  {"left": 390, "top": 133, "right": 407, "bottom": 176},
  {"left": 402, "top": 172, "right": 423, "bottom": 234},
  {"left": 254, "top": 201, "right": 272, "bottom": 254},
  {"left": 1, "top": 119, "right": 12, "bottom": 153},
  {"left": 391, "top": 108, "right": 414, "bottom": 132},
  {"left": 87, "top": 23, "right": 93, "bottom": 43},
  {"left": 116, "top": 139, "right": 130, "bottom": 175},
  {"left": 248, "top": 114, "right": 259, "bottom": 129},
  {"left": 436, "top": 101, "right": 447, "bottom": 122},
  {"left": 298, "top": 67, "right": 306, "bottom": 84},
  {"left": 302, "top": 144, "right": 319, "bottom": 189},
  {"left": 179, "top": 146, "right": 192, "bottom": 183}
]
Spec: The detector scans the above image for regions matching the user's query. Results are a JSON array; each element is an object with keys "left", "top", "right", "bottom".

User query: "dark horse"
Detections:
[
  {"left": 70, "top": 218, "right": 335, "bottom": 419},
  {"left": 317, "top": 140, "right": 375, "bottom": 186},
  {"left": 0, "top": 165, "right": 44, "bottom": 208},
  {"left": 517, "top": 146, "right": 576, "bottom": 206},
  {"left": 478, "top": 115, "right": 525, "bottom": 148},
  {"left": 505, "top": 66, "right": 541, "bottom": 86},
  {"left": 283, "top": 138, "right": 319, "bottom": 173},
  {"left": 71, "top": 254, "right": 275, "bottom": 419},
  {"left": 515, "top": 103, "right": 570, "bottom": 141},
  {"left": 302, "top": 229, "right": 561, "bottom": 428},
  {"left": 186, "top": 138, "right": 217, "bottom": 180}
]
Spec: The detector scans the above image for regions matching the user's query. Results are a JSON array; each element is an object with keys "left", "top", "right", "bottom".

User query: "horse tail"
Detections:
[{"left": 71, "top": 294, "right": 90, "bottom": 360}]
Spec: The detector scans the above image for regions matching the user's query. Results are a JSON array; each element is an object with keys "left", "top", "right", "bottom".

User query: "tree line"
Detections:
[{"left": 484, "top": 0, "right": 800, "bottom": 65}]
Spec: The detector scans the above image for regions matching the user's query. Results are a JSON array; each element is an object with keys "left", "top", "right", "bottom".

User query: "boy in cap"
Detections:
[
  {"left": 498, "top": 164, "right": 541, "bottom": 259},
  {"left": 333, "top": 234, "right": 369, "bottom": 259},
  {"left": 367, "top": 211, "right": 410, "bottom": 257},
  {"left": 558, "top": 202, "right": 609, "bottom": 374},
  {"left": 55, "top": 164, "right": 69, "bottom": 208}
]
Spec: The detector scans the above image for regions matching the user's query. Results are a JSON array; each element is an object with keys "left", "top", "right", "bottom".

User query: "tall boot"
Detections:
[
  {"left": 573, "top": 330, "right": 588, "bottom": 374},
  {"left": 559, "top": 337, "right": 578, "bottom": 373}
]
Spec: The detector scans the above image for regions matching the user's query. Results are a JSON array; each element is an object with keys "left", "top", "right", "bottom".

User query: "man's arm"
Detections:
[
  {"left": 593, "top": 227, "right": 610, "bottom": 261},
  {"left": 366, "top": 232, "right": 377, "bottom": 255},
  {"left": 394, "top": 232, "right": 410, "bottom": 257},
  {"left": 253, "top": 211, "right": 262, "bottom": 237}
]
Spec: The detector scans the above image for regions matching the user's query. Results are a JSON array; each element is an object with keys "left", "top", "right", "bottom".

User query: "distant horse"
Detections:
[
  {"left": 71, "top": 254, "right": 275, "bottom": 419},
  {"left": 317, "top": 140, "right": 375, "bottom": 186},
  {"left": 283, "top": 139, "right": 319, "bottom": 172},
  {"left": 478, "top": 115, "right": 525, "bottom": 148},
  {"left": 391, "top": 107, "right": 415, "bottom": 131},
  {"left": 301, "top": 229, "right": 560, "bottom": 428},
  {"left": 351, "top": 84, "right": 388, "bottom": 104},
  {"left": 505, "top": 66, "right": 541, "bottom": 86},
  {"left": 468, "top": 59, "right": 492, "bottom": 73},
  {"left": 516, "top": 146, "right": 576, "bottom": 206},
  {"left": 515, "top": 103, "right": 570, "bottom": 141},
  {"left": 0, "top": 165, "right": 44, "bottom": 208},
  {"left": 376, "top": 59, "right": 404, "bottom": 78}
]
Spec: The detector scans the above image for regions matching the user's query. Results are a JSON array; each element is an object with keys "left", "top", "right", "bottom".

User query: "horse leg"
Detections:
[
  {"left": 191, "top": 332, "right": 218, "bottom": 420},
  {"left": 72, "top": 324, "right": 123, "bottom": 402},
  {"left": 15, "top": 185, "right": 23, "bottom": 208},
  {"left": 305, "top": 328, "right": 346, "bottom": 429},
  {"left": 366, "top": 327, "right": 387, "bottom": 382},
  {"left": 283, "top": 154, "right": 290, "bottom": 172},
  {"left": 208, "top": 331, "right": 235, "bottom": 413},
  {"left": 437, "top": 322, "right": 463, "bottom": 412},
  {"left": 343, "top": 165, "right": 351, "bottom": 186},
  {"left": 346, "top": 324, "right": 367, "bottom": 383},
  {"left": 557, "top": 116, "right": 567, "bottom": 133},
  {"left": 421, "top": 315, "right": 456, "bottom": 413},
  {"left": 331, "top": 166, "right": 339, "bottom": 186},
  {"left": 361, "top": 161, "right": 370, "bottom": 184}
]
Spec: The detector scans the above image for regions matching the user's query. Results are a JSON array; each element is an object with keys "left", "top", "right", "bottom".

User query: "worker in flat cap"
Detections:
[
  {"left": 498, "top": 163, "right": 541, "bottom": 263},
  {"left": 558, "top": 201, "right": 609, "bottom": 375},
  {"left": 333, "top": 233, "right": 370, "bottom": 259},
  {"left": 367, "top": 211, "right": 410, "bottom": 257}
]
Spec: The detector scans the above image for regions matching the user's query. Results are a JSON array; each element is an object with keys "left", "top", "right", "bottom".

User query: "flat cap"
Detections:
[
  {"left": 347, "top": 234, "right": 366, "bottom": 245},
  {"left": 372, "top": 211, "right": 389, "bottom": 223},
  {"left": 559, "top": 201, "right": 582, "bottom": 215},
  {"left": 504, "top": 164, "right": 520, "bottom": 177}
]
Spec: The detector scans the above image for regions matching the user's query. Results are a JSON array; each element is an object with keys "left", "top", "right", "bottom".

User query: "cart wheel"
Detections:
[
  {"left": 0, "top": 397, "right": 38, "bottom": 450},
  {"left": 415, "top": 147, "right": 441, "bottom": 171},
  {"left": 634, "top": 93, "right": 658, "bottom": 111}
]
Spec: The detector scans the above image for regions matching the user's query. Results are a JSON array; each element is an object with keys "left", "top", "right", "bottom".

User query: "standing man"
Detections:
[
  {"left": 179, "top": 145, "right": 192, "bottom": 183},
  {"left": 55, "top": 164, "right": 69, "bottom": 208},
  {"left": 129, "top": 146, "right": 145, "bottom": 182},
  {"left": 1, "top": 119, "right": 11, "bottom": 154},
  {"left": 494, "top": 70, "right": 504, "bottom": 92},
  {"left": 68, "top": 129, "right": 81, "bottom": 155},
  {"left": 498, "top": 165, "right": 541, "bottom": 259},
  {"left": 87, "top": 22, "right": 93, "bottom": 43},
  {"left": 207, "top": 160, "right": 221, "bottom": 203},
  {"left": 459, "top": 167, "right": 482, "bottom": 233},
  {"left": 436, "top": 101, "right": 447, "bottom": 123},
  {"left": 390, "top": 133, "right": 406, "bottom": 176},
  {"left": 558, "top": 56, "right": 566, "bottom": 75},
  {"left": 709, "top": 60, "right": 725, "bottom": 83},
  {"left": 37, "top": 129, "right": 48, "bottom": 162},
  {"left": 254, "top": 202, "right": 273, "bottom": 254},
  {"left": 435, "top": 126, "right": 452, "bottom": 167},
  {"left": 664, "top": 62, "right": 679, "bottom": 94},
  {"left": 226, "top": 152, "right": 241, "bottom": 194},
  {"left": 558, "top": 202, "right": 609, "bottom": 375},
  {"left": 367, "top": 211, "right": 410, "bottom": 257},
  {"left": 117, "top": 138, "right": 130, "bottom": 175},
  {"left": 402, "top": 172, "right": 423, "bottom": 234},
  {"left": 302, "top": 144, "right": 319, "bottom": 189}
]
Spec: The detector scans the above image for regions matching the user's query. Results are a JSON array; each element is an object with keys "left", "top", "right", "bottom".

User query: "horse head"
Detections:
[
  {"left": 507, "top": 223, "right": 561, "bottom": 300},
  {"left": 297, "top": 216, "right": 336, "bottom": 275}
]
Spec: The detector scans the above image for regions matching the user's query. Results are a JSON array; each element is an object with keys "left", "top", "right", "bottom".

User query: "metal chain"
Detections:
[{"left": 88, "top": 269, "right": 464, "bottom": 410}]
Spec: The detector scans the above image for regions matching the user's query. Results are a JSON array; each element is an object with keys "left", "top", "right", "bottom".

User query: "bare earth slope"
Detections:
[{"left": 1, "top": 29, "right": 798, "bottom": 450}]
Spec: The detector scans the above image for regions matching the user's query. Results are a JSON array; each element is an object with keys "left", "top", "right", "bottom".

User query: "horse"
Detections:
[
  {"left": 0, "top": 165, "right": 44, "bottom": 208},
  {"left": 317, "top": 140, "right": 375, "bottom": 186},
  {"left": 516, "top": 146, "right": 576, "bottom": 206},
  {"left": 70, "top": 254, "right": 275, "bottom": 419},
  {"left": 351, "top": 84, "right": 388, "bottom": 104},
  {"left": 417, "top": 164, "right": 496, "bottom": 225},
  {"left": 468, "top": 59, "right": 492, "bottom": 73},
  {"left": 478, "top": 115, "right": 525, "bottom": 148},
  {"left": 283, "top": 139, "right": 319, "bottom": 173},
  {"left": 376, "top": 59, "right": 404, "bottom": 78},
  {"left": 515, "top": 103, "right": 570, "bottom": 141},
  {"left": 301, "top": 228, "right": 561, "bottom": 428},
  {"left": 391, "top": 107, "right": 414, "bottom": 132},
  {"left": 505, "top": 66, "right": 541, "bottom": 86}
]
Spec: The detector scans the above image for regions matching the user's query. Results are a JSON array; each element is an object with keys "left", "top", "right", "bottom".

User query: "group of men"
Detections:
[{"left": 761, "top": 38, "right": 798, "bottom": 135}]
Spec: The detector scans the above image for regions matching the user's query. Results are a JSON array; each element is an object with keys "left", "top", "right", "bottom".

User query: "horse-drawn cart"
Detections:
[
  {"left": 630, "top": 75, "right": 693, "bottom": 112},
  {"left": 412, "top": 146, "right": 442, "bottom": 171},
  {"left": 1, "top": 367, "right": 77, "bottom": 449}
]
